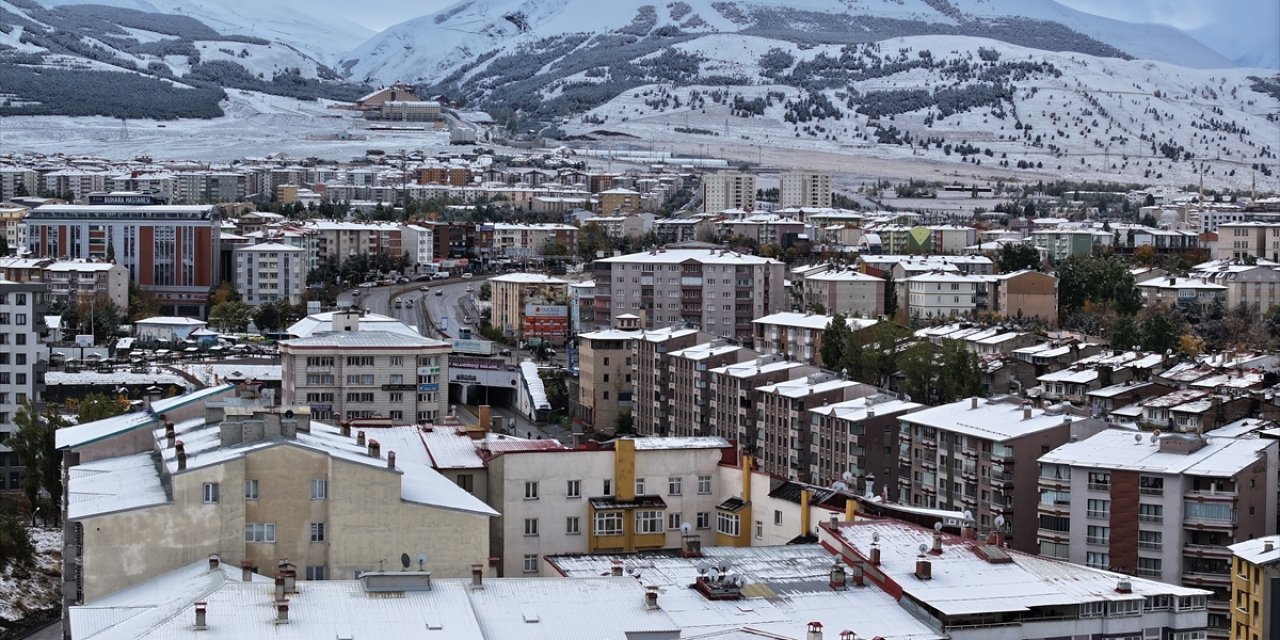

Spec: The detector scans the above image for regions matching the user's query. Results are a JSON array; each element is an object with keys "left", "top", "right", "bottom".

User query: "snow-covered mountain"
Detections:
[
  {"left": 32, "top": 0, "right": 372, "bottom": 65},
  {"left": 341, "top": 0, "right": 1234, "bottom": 86}
]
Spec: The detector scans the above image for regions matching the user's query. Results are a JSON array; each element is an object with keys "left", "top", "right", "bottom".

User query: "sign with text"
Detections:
[{"left": 524, "top": 304, "right": 567, "bottom": 318}]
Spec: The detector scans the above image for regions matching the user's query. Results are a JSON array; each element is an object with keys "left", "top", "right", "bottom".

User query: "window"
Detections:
[
  {"left": 390, "top": 356, "right": 403, "bottom": 366},
  {"left": 566, "top": 517, "right": 580, "bottom": 535},
  {"left": 667, "top": 512, "right": 682, "bottom": 530},
  {"left": 346, "top": 356, "right": 374, "bottom": 366},
  {"left": 522, "top": 554, "right": 540, "bottom": 574},
  {"left": 1184, "top": 500, "right": 1233, "bottom": 523},
  {"left": 1139, "top": 475, "right": 1164, "bottom": 495},
  {"left": 244, "top": 523, "right": 276, "bottom": 543},
  {"left": 1079, "top": 601, "right": 1105, "bottom": 618},
  {"left": 773, "top": 510, "right": 782, "bottom": 526},
  {"left": 311, "top": 479, "right": 327, "bottom": 500},
  {"left": 696, "top": 512, "right": 711, "bottom": 529},
  {"left": 635, "top": 477, "right": 645, "bottom": 495},
  {"left": 345, "top": 374, "right": 374, "bottom": 385},
  {"left": 1039, "top": 541, "right": 1069, "bottom": 559},
  {"left": 202, "top": 482, "right": 219, "bottom": 504},
  {"left": 1085, "top": 551, "right": 1110, "bottom": 569},
  {"left": 1138, "top": 503, "right": 1163, "bottom": 523},
  {"left": 754, "top": 520, "right": 763, "bottom": 539},
  {"left": 457, "top": 474, "right": 474, "bottom": 492},
  {"left": 1137, "top": 557, "right": 1162, "bottom": 577},
  {"left": 305, "top": 566, "right": 325, "bottom": 580},
  {"left": 305, "top": 356, "right": 334, "bottom": 367},
  {"left": 636, "top": 510, "right": 663, "bottom": 534},
  {"left": 524, "top": 481, "right": 539, "bottom": 500},
  {"left": 602, "top": 479, "right": 612, "bottom": 496},
  {"left": 1086, "top": 498, "right": 1109, "bottom": 518},
  {"left": 1087, "top": 525, "right": 1109, "bottom": 545},
  {"left": 1138, "top": 530, "right": 1162, "bottom": 550},
  {"left": 524, "top": 518, "right": 539, "bottom": 537},
  {"left": 668, "top": 477, "right": 682, "bottom": 496},
  {"left": 310, "top": 522, "right": 326, "bottom": 542},
  {"left": 594, "top": 511, "right": 623, "bottom": 536},
  {"left": 1087, "top": 471, "right": 1110, "bottom": 491},
  {"left": 244, "top": 479, "right": 259, "bottom": 500},
  {"left": 566, "top": 479, "right": 581, "bottom": 498},
  {"left": 717, "top": 512, "right": 740, "bottom": 537},
  {"left": 1107, "top": 599, "right": 1141, "bottom": 616},
  {"left": 697, "top": 475, "right": 712, "bottom": 495}
]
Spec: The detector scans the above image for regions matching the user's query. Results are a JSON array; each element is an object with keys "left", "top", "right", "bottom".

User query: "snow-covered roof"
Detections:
[
  {"left": 44, "top": 370, "right": 193, "bottom": 389},
  {"left": 1039, "top": 428, "right": 1275, "bottom": 477},
  {"left": 136, "top": 317, "right": 207, "bottom": 327},
  {"left": 827, "top": 520, "right": 1207, "bottom": 618},
  {"left": 1229, "top": 536, "right": 1280, "bottom": 566},
  {"left": 489, "top": 272, "right": 569, "bottom": 285},
  {"left": 234, "top": 241, "right": 304, "bottom": 253},
  {"left": 597, "top": 248, "right": 781, "bottom": 266},
  {"left": 805, "top": 268, "right": 884, "bottom": 283},
  {"left": 521, "top": 361, "right": 550, "bottom": 411},
  {"left": 752, "top": 312, "right": 878, "bottom": 332},
  {"left": 45, "top": 261, "right": 118, "bottom": 272},
  {"left": 57, "top": 384, "right": 235, "bottom": 450},
  {"left": 1137, "top": 277, "right": 1226, "bottom": 291},
  {"left": 710, "top": 358, "right": 804, "bottom": 379},
  {"left": 630, "top": 436, "right": 730, "bottom": 450},
  {"left": 810, "top": 395, "right": 923, "bottom": 422},
  {"left": 899, "top": 397, "right": 1067, "bottom": 441},
  {"left": 281, "top": 330, "right": 449, "bottom": 350},
  {"left": 286, "top": 311, "right": 420, "bottom": 338},
  {"left": 756, "top": 377, "right": 860, "bottom": 399},
  {"left": 173, "top": 364, "right": 282, "bottom": 385}
]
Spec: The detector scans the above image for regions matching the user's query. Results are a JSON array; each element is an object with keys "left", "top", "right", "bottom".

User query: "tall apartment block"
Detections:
[
  {"left": 709, "top": 355, "right": 813, "bottom": 446},
  {"left": 702, "top": 172, "right": 756, "bottom": 212},
  {"left": 633, "top": 328, "right": 706, "bottom": 438},
  {"left": 808, "top": 395, "right": 923, "bottom": 495},
  {"left": 779, "top": 172, "right": 832, "bottom": 209},
  {"left": 755, "top": 374, "right": 869, "bottom": 483},
  {"left": 896, "top": 397, "right": 1092, "bottom": 553},
  {"left": 1038, "top": 424, "right": 1278, "bottom": 638},
  {"left": 0, "top": 280, "right": 48, "bottom": 492},
  {"left": 591, "top": 248, "right": 785, "bottom": 344},
  {"left": 25, "top": 193, "right": 220, "bottom": 317}
]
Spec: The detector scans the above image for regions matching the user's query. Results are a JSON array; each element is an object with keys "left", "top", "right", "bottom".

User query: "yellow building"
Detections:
[
  {"left": 58, "top": 384, "right": 496, "bottom": 609},
  {"left": 1229, "top": 535, "right": 1279, "bottom": 640}
]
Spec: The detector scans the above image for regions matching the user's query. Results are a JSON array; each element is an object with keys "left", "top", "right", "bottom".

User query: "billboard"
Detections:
[
  {"left": 524, "top": 304, "right": 568, "bottom": 317},
  {"left": 75, "top": 335, "right": 94, "bottom": 347}
]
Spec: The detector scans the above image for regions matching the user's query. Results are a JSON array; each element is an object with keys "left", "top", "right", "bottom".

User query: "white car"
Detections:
[{"left": 461, "top": 273, "right": 473, "bottom": 279}]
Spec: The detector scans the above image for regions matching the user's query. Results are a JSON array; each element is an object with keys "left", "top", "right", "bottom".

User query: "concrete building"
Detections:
[
  {"left": 280, "top": 319, "right": 450, "bottom": 425},
  {"left": 597, "top": 188, "right": 642, "bottom": 214},
  {"left": 490, "top": 223, "right": 578, "bottom": 259},
  {"left": 572, "top": 319, "right": 639, "bottom": 435},
  {"left": 25, "top": 193, "right": 221, "bottom": 317},
  {"left": 702, "top": 172, "right": 756, "bottom": 213},
  {"left": 709, "top": 355, "right": 813, "bottom": 445},
  {"left": 989, "top": 270, "right": 1059, "bottom": 327},
  {"left": 755, "top": 374, "right": 870, "bottom": 483},
  {"left": 808, "top": 395, "right": 924, "bottom": 494},
  {"left": 802, "top": 268, "right": 885, "bottom": 318},
  {"left": 43, "top": 260, "right": 129, "bottom": 311},
  {"left": 897, "top": 397, "right": 1099, "bottom": 552},
  {"left": 57, "top": 385, "right": 496, "bottom": 609},
  {"left": 234, "top": 242, "right": 305, "bottom": 306},
  {"left": 1137, "top": 276, "right": 1228, "bottom": 313},
  {"left": 592, "top": 248, "right": 786, "bottom": 344},
  {"left": 901, "top": 271, "right": 990, "bottom": 320},
  {"left": 0, "top": 205, "right": 26, "bottom": 254},
  {"left": 488, "top": 273, "right": 569, "bottom": 344},
  {"left": 401, "top": 224, "right": 435, "bottom": 272},
  {"left": 662, "top": 341, "right": 749, "bottom": 438},
  {"left": 632, "top": 327, "right": 707, "bottom": 438},
  {"left": 779, "top": 172, "right": 832, "bottom": 209},
  {"left": 303, "top": 221, "right": 402, "bottom": 265},
  {"left": 1038, "top": 423, "right": 1279, "bottom": 638},
  {"left": 1229, "top": 535, "right": 1280, "bottom": 640},
  {"left": 0, "top": 280, "right": 49, "bottom": 492},
  {"left": 717, "top": 215, "right": 805, "bottom": 247},
  {"left": 751, "top": 312, "right": 878, "bottom": 367},
  {"left": 1217, "top": 222, "right": 1280, "bottom": 262},
  {"left": 1191, "top": 259, "right": 1280, "bottom": 313}
]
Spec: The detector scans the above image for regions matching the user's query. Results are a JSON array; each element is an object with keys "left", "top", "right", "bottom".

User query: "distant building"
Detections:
[
  {"left": 0, "top": 280, "right": 48, "bottom": 492},
  {"left": 353, "top": 82, "right": 421, "bottom": 111},
  {"left": 702, "top": 172, "right": 756, "bottom": 213},
  {"left": 44, "top": 260, "right": 129, "bottom": 311},
  {"left": 234, "top": 242, "right": 305, "bottom": 306},
  {"left": 779, "top": 172, "right": 832, "bottom": 209}
]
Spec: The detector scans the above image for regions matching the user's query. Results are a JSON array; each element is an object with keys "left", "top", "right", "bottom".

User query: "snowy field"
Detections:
[{"left": 0, "top": 527, "right": 61, "bottom": 627}]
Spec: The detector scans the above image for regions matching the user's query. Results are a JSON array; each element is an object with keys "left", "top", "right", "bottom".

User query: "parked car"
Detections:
[
  {"left": 434, "top": 290, "right": 443, "bottom": 296},
  {"left": 420, "top": 286, "right": 431, "bottom": 292},
  {"left": 394, "top": 300, "right": 403, "bottom": 309},
  {"left": 461, "top": 273, "right": 473, "bottom": 279}
]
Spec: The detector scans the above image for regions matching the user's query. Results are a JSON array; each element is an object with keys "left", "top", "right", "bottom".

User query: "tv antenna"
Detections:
[{"left": 417, "top": 554, "right": 428, "bottom": 571}]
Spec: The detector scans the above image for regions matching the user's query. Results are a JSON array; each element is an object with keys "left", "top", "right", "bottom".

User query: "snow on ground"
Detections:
[
  {"left": 0, "top": 91, "right": 452, "bottom": 162},
  {"left": 192, "top": 40, "right": 323, "bottom": 79},
  {"left": 0, "top": 527, "right": 62, "bottom": 627},
  {"left": 0, "top": 25, "right": 46, "bottom": 53}
]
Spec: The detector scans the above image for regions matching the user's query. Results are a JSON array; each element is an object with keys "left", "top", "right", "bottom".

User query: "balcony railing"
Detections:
[{"left": 1087, "top": 482, "right": 1111, "bottom": 492}]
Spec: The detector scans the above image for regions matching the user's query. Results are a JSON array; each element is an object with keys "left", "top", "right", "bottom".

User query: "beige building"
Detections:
[
  {"left": 989, "top": 270, "right": 1059, "bottom": 327},
  {"left": 303, "top": 221, "right": 402, "bottom": 264},
  {"left": 0, "top": 205, "right": 26, "bottom": 253},
  {"left": 751, "top": 311, "right": 878, "bottom": 367},
  {"left": 1039, "top": 423, "right": 1278, "bottom": 638},
  {"left": 1192, "top": 259, "right": 1280, "bottom": 313},
  {"left": 58, "top": 384, "right": 496, "bottom": 608},
  {"left": 1217, "top": 222, "right": 1280, "bottom": 262},
  {"left": 234, "top": 242, "right": 306, "bottom": 306},
  {"left": 1229, "top": 535, "right": 1280, "bottom": 640},
  {"left": 597, "top": 188, "right": 642, "bottom": 214},
  {"left": 802, "top": 268, "right": 885, "bottom": 318},
  {"left": 633, "top": 327, "right": 706, "bottom": 437},
  {"left": 280, "top": 315, "right": 451, "bottom": 425},
  {"left": 662, "top": 341, "right": 748, "bottom": 438},
  {"left": 779, "top": 172, "right": 831, "bottom": 209},
  {"left": 488, "top": 272, "right": 569, "bottom": 341},
  {"left": 702, "top": 172, "right": 756, "bottom": 212},
  {"left": 755, "top": 375, "right": 870, "bottom": 483},
  {"left": 44, "top": 260, "right": 129, "bottom": 310},
  {"left": 490, "top": 223, "right": 578, "bottom": 259},
  {"left": 709, "top": 355, "right": 813, "bottom": 445},
  {"left": 572, "top": 318, "right": 639, "bottom": 435},
  {"left": 898, "top": 397, "right": 1096, "bottom": 553}
]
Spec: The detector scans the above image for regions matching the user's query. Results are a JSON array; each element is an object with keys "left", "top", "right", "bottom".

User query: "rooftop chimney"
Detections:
[
  {"left": 829, "top": 563, "right": 847, "bottom": 590},
  {"left": 175, "top": 440, "right": 187, "bottom": 471},
  {"left": 1265, "top": 541, "right": 1275, "bottom": 553},
  {"left": 915, "top": 556, "right": 932, "bottom": 580},
  {"left": 165, "top": 422, "right": 176, "bottom": 449},
  {"left": 274, "top": 575, "right": 286, "bottom": 600},
  {"left": 869, "top": 545, "right": 881, "bottom": 566},
  {"left": 356, "top": 430, "right": 366, "bottom": 446},
  {"left": 611, "top": 560, "right": 624, "bottom": 577},
  {"left": 839, "top": 631, "right": 858, "bottom": 640},
  {"left": 931, "top": 531, "right": 943, "bottom": 555},
  {"left": 368, "top": 439, "right": 381, "bottom": 458},
  {"left": 806, "top": 621, "right": 824, "bottom": 640},
  {"left": 850, "top": 563, "right": 864, "bottom": 587},
  {"left": 208, "top": 554, "right": 220, "bottom": 571},
  {"left": 274, "top": 599, "right": 289, "bottom": 624},
  {"left": 387, "top": 451, "right": 396, "bottom": 469},
  {"left": 1022, "top": 404, "right": 1032, "bottom": 420},
  {"left": 194, "top": 602, "right": 207, "bottom": 630},
  {"left": 241, "top": 561, "right": 252, "bottom": 582},
  {"left": 1115, "top": 578, "right": 1132, "bottom": 594},
  {"left": 970, "top": 397, "right": 978, "bottom": 409},
  {"left": 340, "top": 421, "right": 351, "bottom": 437},
  {"left": 644, "top": 586, "right": 660, "bottom": 610},
  {"left": 470, "top": 563, "right": 484, "bottom": 589}
]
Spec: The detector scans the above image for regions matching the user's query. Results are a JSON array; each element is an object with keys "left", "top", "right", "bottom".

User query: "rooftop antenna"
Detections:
[
  {"left": 417, "top": 553, "right": 428, "bottom": 571},
  {"left": 377, "top": 558, "right": 386, "bottom": 572},
  {"left": 680, "top": 522, "right": 693, "bottom": 536}
]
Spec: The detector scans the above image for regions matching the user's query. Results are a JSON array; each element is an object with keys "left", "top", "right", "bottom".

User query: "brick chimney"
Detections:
[
  {"left": 850, "top": 563, "right": 864, "bottom": 587},
  {"left": 368, "top": 439, "right": 381, "bottom": 458},
  {"left": 915, "top": 555, "right": 932, "bottom": 580},
  {"left": 387, "top": 451, "right": 396, "bottom": 469},
  {"left": 340, "top": 421, "right": 351, "bottom": 437},
  {"left": 356, "top": 430, "right": 366, "bottom": 446},
  {"left": 165, "top": 422, "right": 176, "bottom": 449},
  {"left": 194, "top": 601, "right": 207, "bottom": 630},
  {"left": 241, "top": 561, "right": 252, "bottom": 582},
  {"left": 829, "top": 563, "right": 847, "bottom": 590},
  {"left": 208, "top": 554, "right": 220, "bottom": 571},
  {"left": 175, "top": 440, "right": 186, "bottom": 471},
  {"left": 274, "top": 574, "right": 285, "bottom": 600},
  {"left": 806, "top": 621, "right": 824, "bottom": 640},
  {"left": 274, "top": 599, "right": 289, "bottom": 624},
  {"left": 611, "top": 559, "right": 624, "bottom": 577}
]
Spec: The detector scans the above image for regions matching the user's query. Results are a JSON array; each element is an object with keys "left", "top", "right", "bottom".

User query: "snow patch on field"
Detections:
[{"left": 0, "top": 527, "right": 62, "bottom": 627}]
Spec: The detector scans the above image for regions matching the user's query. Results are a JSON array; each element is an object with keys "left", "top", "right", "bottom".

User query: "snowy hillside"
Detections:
[
  {"left": 342, "top": 0, "right": 1232, "bottom": 85},
  {"left": 33, "top": 0, "right": 371, "bottom": 65},
  {"left": 562, "top": 35, "right": 1280, "bottom": 191}
]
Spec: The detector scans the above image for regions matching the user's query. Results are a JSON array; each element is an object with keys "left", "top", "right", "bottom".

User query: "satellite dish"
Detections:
[
  {"left": 1134, "top": 433, "right": 1142, "bottom": 443},
  {"left": 962, "top": 509, "right": 973, "bottom": 521},
  {"left": 680, "top": 522, "right": 693, "bottom": 535},
  {"left": 934, "top": 522, "right": 943, "bottom": 532},
  {"left": 718, "top": 562, "right": 731, "bottom": 574},
  {"left": 832, "top": 481, "right": 848, "bottom": 491},
  {"left": 400, "top": 553, "right": 411, "bottom": 570},
  {"left": 417, "top": 554, "right": 427, "bottom": 570},
  {"left": 995, "top": 515, "right": 1006, "bottom": 529},
  {"left": 841, "top": 470, "right": 855, "bottom": 482},
  {"left": 284, "top": 409, "right": 294, "bottom": 419},
  {"left": 872, "top": 532, "right": 880, "bottom": 544},
  {"left": 697, "top": 564, "right": 709, "bottom": 576},
  {"left": 918, "top": 543, "right": 929, "bottom": 554}
]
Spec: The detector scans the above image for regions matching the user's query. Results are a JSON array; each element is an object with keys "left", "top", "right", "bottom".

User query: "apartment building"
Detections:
[
  {"left": 280, "top": 316, "right": 451, "bottom": 424},
  {"left": 756, "top": 374, "right": 870, "bottom": 483},
  {"left": 901, "top": 271, "right": 990, "bottom": 320},
  {"left": 488, "top": 273, "right": 569, "bottom": 342},
  {"left": 1217, "top": 222, "right": 1280, "bottom": 261},
  {"left": 779, "top": 172, "right": 832, "bottom": 209},
  {"left": 234, "top": 242, "right": 305, "bottom": 306},
  {"left": 486, "top": 437, "right": 732, "bottom": 576},
  {"left": 1031, "top": 228, "right": 1100, "bottom": 263},
  {"left": 580, "top": 213, "right": 653, "bottom": 240},
  {"left": 802, "top": 268, "right": 885, "bottom": 318},
  {"left": 990, "top": 269, "right": 1059, "bottom": 326},
  {"left": 752, "top": 312, "right": 878, "bottom": 367},
  {"left": 0, "top": 280, "right": 49, "bottom": 492},
  {"left": 490, "top": 223, "right": 578, "bottom": 259},
  {"left": 709, "top": 355, "right": 813, "bottom": 445},
  {"left": 41, "top": 169, "right": 108, "bottom": 200},
  {"left": 25, "top": 193, "right": 221, "bottom": 317},
  {"left": 597, "top": 188, "right": 642, "bottom": 214},
  {"left": 1138, "top": 276, "right": 1228, "bottom": 312},
  {"left": 663, "top": 341, "right": 748, "bottom": 438},
  {"left": 0, "top": 168, "right": 37, "bottom": 201},
  {"left": 592, "top": 248, "right": 785, "bottom": 344},
  {"left": 897, "top": 397, "right": 1095, "bottom": 552},
  {"left": 702, "top": 172, "right": 756, "bottom": 212},
  {"left": 1191, "top": 259, "right": 1280, "bottom": 312},
  {"left": 58, "top": 385, "right": 497, "bottom": 607},
  {"left": 633, "top": 327, "right": 707, "bottom": 437},
  {"left": 304, "top": 221, "right": 402, "bottom": 264},
  {"left": 808, "top": 395, "right": 923, "bottom": 494},
  {"left": 1038, "top": 424, "right": 1278, "bottom": 637},
  {"left": 171, "top": 171, "right": 248, "bottom": 204},
  {"left": 0, "top": 206, "right": 25, "bottom": 253},
  {"left": 573, "top": 320, "right": 639, "bottom": 435},
  {"left": 717, "top": 215, "right": 805, "bottom": 246},
  {"left": 401, "top": 224, "right": 435, "bottom": 271},
  {"left": 43, "top": 260, "right": 129, "bottom": 310},
  {"left": 1229, "top": 535, "right": 1279, "bottom": 640}
]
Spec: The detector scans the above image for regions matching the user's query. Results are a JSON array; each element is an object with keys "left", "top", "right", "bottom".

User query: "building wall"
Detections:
[
  {"left": 997, "top": 272, "right": 1058, "bottom": 326},
  {"left": 574, "top": 336, "right": 633, "bottom": 434},
  {"left": 779, "top": 173, "right": 832, "bottom": 209},
  {"left": 281, "top": 346, "right": 449, "bottom": 424},
  {"left": 1231, "top": 550, "right": 1279, "bottom": 640},
  {"left": 703, "top": 173, "right": 756, "bottom": 213}
]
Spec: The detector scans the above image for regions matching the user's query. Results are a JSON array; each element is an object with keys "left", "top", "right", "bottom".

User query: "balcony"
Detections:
[
  {"left": 1181, "top": 571, "right": 1231, "bottom": 586},
  {"left": 1185, "top": 488, "right": 1236, "bottom": 501},
  {"left": 922, "top": 440, "right": 938, "bottom": 450},
  {"left": 1183, "top": 543, "right": 1232, "bottom": 557},
  {"left": 991, "top": 472, "right": 1014, "bottom": 488},
  {"left": 961, "top": 447, "right": 977, "bottom": 459},
  {"left": 1087, "top": 482, "right": 1111, "bottom": 492}
]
